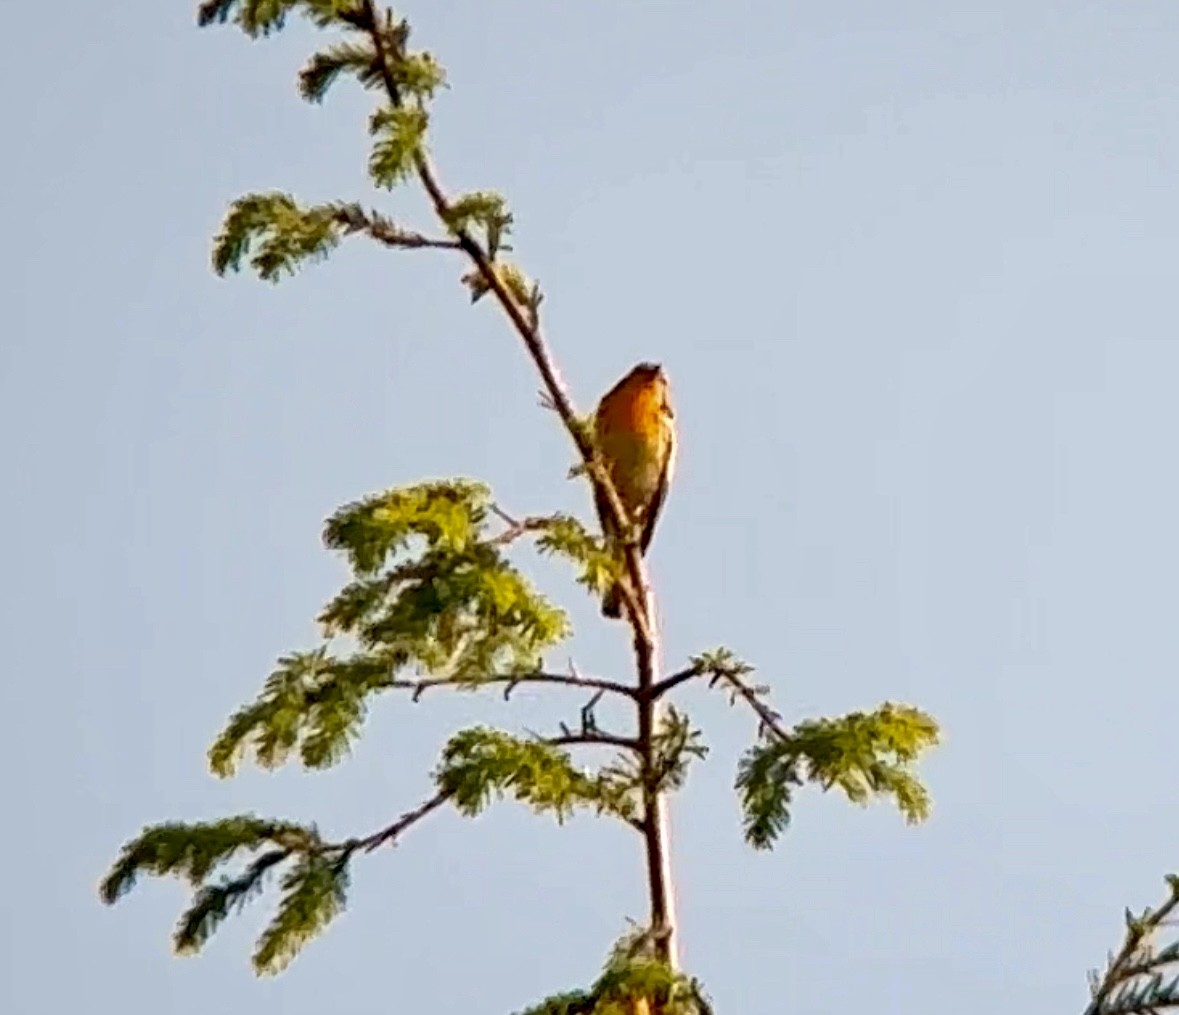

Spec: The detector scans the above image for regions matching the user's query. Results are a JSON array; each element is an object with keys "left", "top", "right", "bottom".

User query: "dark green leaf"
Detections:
[
  {"left": 253, "top": 854, "right": 350, "bottom": 975},
  {"left": 173, "top": 849, "right": 289, "bottom": 955},
  {"left": 100, "top": 816, "right": 312, "bottom": 903}
]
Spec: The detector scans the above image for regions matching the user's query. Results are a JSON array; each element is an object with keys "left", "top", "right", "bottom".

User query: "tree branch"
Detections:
[
  {"left": 649, "top": 664, "right": 706, "bottom": 699},
  {"left": 387, "top": 672, "right": 636, "bottom": 702},
  {"left": 317, "top": 721, "right": 643, "bottom": 861},
  {"left": 725, "top": 676, "right": 790, "bottom": 742},
  {"left": 545, "top": 732, "right": 642, "bottom": 754},
  {"left": 654, "top": 655, "right": 791, "bottom": 743},
  {"left": 359, "top": 0, "right": 650, "bottom": 636},
  {"left": 341, "top": 206, "right": 511, "bottom": 253},
  {"left": 488, "top": 504, "right": 559, "bottom": 546},
  {"left": 1086, "top": 875, "right": 1179, "bottom": 1014},
  {"left": 335, "top": 790, "right": 452, "bottom": 856}
]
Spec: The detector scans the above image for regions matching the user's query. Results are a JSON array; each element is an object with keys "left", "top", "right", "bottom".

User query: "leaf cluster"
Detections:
[
  {"left": 534, "top": 513, "right": 620, "bottom": 596},
  {"left": 100, "top": 815, "right": 348, "bottom": 975},
  {"left": 444, "top": 191, "right": 513, "bottom": 258},
  {"left": 368, "top": 105, "right": 429, "bottom": 188},
  {"left": 198, "top": 1, "right": 370, "bottom": 37},
  {"left": 436, "top": 726, "right": 638, "bottom": 824},
  {"left": 213, "top": 192, "right": 345, "bottom": 281},
  {"left": 212, "top": 194, "right": 456, "bottom": 282},
  {"left": 207, "top": 481, "right": 573, "bottom": 776},
  {"left": 200, "top": 0, "right": 454, "bottom": 212},
  {"left": 736, "top": 702, "right": 939, "bottom": 849},
  {"left": 299, "top": 37, "right": 443, "bottom": 105},
  {"left": 514, "top": 926, "right": 714, "bottom": 1015},
  {"left": 461, "top": 259, "right": 534, "bottom": 307}
]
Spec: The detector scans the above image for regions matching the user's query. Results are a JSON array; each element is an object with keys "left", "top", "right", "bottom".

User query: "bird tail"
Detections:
[{"left": 601, "top": 583, "right": 623, "bottom": 619}]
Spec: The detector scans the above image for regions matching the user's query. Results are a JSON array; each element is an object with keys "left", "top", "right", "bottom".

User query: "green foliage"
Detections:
[
  {"left": 736, "top": 703, "right": 939, "bottom": 849},
  {"left": 299, "top": 39, "right": 381, "bottom": 102},
  {"left": 461, "top": 259, "right": 532, "bottom": 306},
  {"left": 207, "top": 648, "right": 375, "bottom": 775},
  {"left": 387, "top": 50, "right": 447, "bottom": 101},
  {"left": 212, "top": 192, "right": 344, "bottom": 281},
  {"left": 436, "top": 727, "right": 637, "bottom": 824},
  {"left": 197, "top": 0, "right": 367, "bottom": 36},
  {"left": 99, "top": 816, "right": 313, "bottom": 903},
  {"left": 369, "top": 105, "right": 429, "bottom": 188},
  {"left": 1086, "top": 875, "right": 1179, "bottom": 1014},
  {"left": 209, "top": 481, "right": 570, "bottom": 776},
  {"left": 514, "top": 926, "right": 714, "bottom": 1015},
  {"left": 444, "top": 191, "right": 513, "bottom": 258},
  {"left": 101, "top": 816, "right": 351, "bottom": 975},
  {"left": 322, "top": 479, "right": 489, "bottom": 573},
  {"left": 197, "top": 0, "right": 296, "bottom": 35},
  {"left": 321, "top": 483, "right": 570, "bottom": 667},
  {"left": 649, "top": 706, "right": 708, "bottom": 793},
  {"left": 253, "top": 854, "right": 350, "bottom": 975},
  {"left": 535, "top": 513, "right": 620, "bottom": 596},
  {"left": 734, "top": 736, "right": 798, "bottom": 849},
  {"left": 174, "top": 849, "right": 288, "bottom": 956},
  {"left": 212, "top": 195, "right": 444, "bottom": 282},
  {"left": 690, "top": 647, "right": 754, "bottom": 684},
  {"left": 792, "top": 703, "right": 938, "bottom": 814},
  {"left": 299, "top": 18, "right": 444, "bottom": 105}
]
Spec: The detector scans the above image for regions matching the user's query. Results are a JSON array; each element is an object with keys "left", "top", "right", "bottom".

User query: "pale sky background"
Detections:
[{"left": 4, "top": 1, "right": 1179, "bottom": 1012}]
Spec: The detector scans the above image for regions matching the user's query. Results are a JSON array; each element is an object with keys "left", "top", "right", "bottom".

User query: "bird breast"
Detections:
[{"left": 599, "top": 426, "right": 669, "bottom": 511}]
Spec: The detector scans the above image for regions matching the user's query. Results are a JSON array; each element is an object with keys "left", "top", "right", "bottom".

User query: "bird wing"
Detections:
[
  {"left": 593, "top": 482, "right": 615, "bottom": 541},
  {"left": 639, "top": 426, "right": 676, "bottom": 556}
]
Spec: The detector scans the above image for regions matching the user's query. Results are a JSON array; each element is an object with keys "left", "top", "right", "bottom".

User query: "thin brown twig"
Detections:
[
  {"left": 649, "top": 665, "right": 705, "bottom": 699},
  {"left": 363, "top": 216, "right": 513, "bottom": 251},
  {"left": 714, "top": 671, "right": 792, "bottom": 744},
  {"left": 368, "top": 232, "right": 466, "bottom": 250},
  {"left": 389, "top": 672, "right": 636, "bottom": 701},
  {"left": 546, "top": 732, "right": 642, "bottom": 753},
  {"left": 331, "top": 789, "right": 452, "bottom": 856},
  {"left": 332, "top": 202, "right": 515, "bottom": 252},
  {"left": 488, "top": 504, "right": 553, "bottom": 546},
  {"left": 651, "top": 659, "right": 793, "bottom": 744}
]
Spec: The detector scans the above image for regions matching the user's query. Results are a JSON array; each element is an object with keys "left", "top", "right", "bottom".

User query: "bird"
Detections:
[{"left": 591, "top": 362, "right": 677, "bottom": 619}]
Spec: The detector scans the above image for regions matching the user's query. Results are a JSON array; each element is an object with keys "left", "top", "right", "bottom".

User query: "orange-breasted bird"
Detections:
[{"left": 591, "top": 362, "right": 676, "bottom": 619}]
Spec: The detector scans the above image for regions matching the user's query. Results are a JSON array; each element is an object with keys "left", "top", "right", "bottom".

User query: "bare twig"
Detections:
[
  {"left": 367, "top": 232, "right": 469, "bottom": 250},
  {"left": 333, "top": 202, "right": 514, "bottom": 252},
  {"left": 329, "top": 789, "right": 452, "bottom": 857},
  {"left": 388, "top": 672, "right": 636, "bottom": 701},
  {"left": 721, "top": 674, "right": 787, "bottom": 745},
  {"left": 546, "top": 731, "right": 642, "bottom": 753},
  {"left": 713, "top": 670, "right": 791, "bottom": 744},
  {"left": 488, "top": 504, "right": 554, "bottom": 546},
  {"left": 649, "top": 664, "right": 705, "bottom": 699}
]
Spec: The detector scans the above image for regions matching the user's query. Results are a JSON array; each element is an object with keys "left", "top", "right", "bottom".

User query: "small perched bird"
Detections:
[{"left": 591, "top": 362, "right": 677, "bottom": 618}]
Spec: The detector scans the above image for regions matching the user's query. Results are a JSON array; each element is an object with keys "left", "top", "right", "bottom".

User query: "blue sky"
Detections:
[{"left": 5, "top": 1, "right": 1179, "bottom": 1011}]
